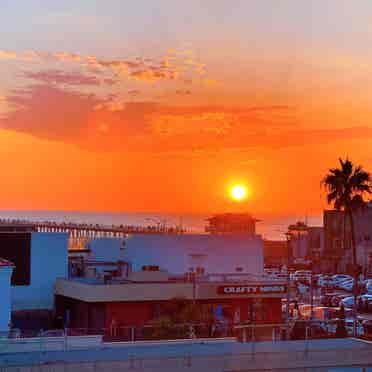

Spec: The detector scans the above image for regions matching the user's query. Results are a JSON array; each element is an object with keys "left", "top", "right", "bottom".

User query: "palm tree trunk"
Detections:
[
  {"left": 348, "top": 208, "right": 359, "bottom": 336},
  {"left": 349, "top": 210, "right": 357, "bottom": 267}
]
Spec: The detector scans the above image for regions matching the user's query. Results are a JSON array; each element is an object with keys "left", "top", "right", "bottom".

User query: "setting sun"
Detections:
[{"left": 230, "top": 184, "right": 248, "bottom": 201}]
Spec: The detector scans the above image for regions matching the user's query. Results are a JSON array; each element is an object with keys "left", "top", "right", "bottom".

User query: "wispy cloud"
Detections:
[
  {"left": 2, "top": 84, "right": 369, "bottom": 154},
  {"left": 0, "top": 48, "right": 210, "bottom": 84},
  {"left": 23, "top": 70, "right": 100, "bottom": 86}
]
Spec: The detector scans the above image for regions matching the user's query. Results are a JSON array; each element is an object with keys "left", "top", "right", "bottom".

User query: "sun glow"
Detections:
[{"left": 230, "top": 184, "right": 248, "bottom": 201}]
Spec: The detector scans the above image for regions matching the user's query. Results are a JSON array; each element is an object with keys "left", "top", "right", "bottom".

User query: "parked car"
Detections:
[
  {"left": 360, "top": 294, "right": 372, "bottom": 312},
  {"left": 365, "top": 279, "right": 372, "bottom": 294},
  {"left": 341, "top": 296, "right": 355, "bottom": 308},
  {"left": 7, "top": 328, "right": 21, "bottom": 339},
  {"left": 344, "top": 319, "right": 364, "bottom": 336},
  {"left": 339, "top": 279, "right": 354, "bottom": 292},
  {"left": 293, "top": 270, "right": 312, "bottom": 284},
  {"left": 318, "top": 275, "right": 333, "bottom": 288},
  {"left": 39, "top": 329, "right": 65, "bottom": 337},
  {"left": 332, "top": 274, "right": 353, "bottom": 288},
  {"left": 332, "top": 294, "right": 352, "bottom": 307}
]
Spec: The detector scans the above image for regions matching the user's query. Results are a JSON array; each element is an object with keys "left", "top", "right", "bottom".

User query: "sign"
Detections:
[{"left": 217, "top": 285, "right": 286, "bottom": 295}]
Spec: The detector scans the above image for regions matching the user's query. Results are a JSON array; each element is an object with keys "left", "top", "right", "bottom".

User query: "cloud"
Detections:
[
  {"left": 0, "top": 48, "right": 213, "bottom": 84},
  {"left": 0, "top": 85, "right": 101, "bottom": 142},
  {"left": 23, "top": 70, "right": 100, "bottom": 86},
  {"left": 4, "top": 83, "right": 362, "bottom": 154},
  {"left": 0, "top": 84, "right": 158, "bottom": 149},
  {"left": 0, "top": 50, "right": 17, "bottom": 60},
  {"left": 128, "top": 90, "right": 140, "bottom": 97},
  {"left": 175, "top": 90, "right": 191, "bottom": 95}
]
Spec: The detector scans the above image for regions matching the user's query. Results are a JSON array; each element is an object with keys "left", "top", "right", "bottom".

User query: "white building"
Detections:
[
  {"left": 124, "top": 234, "right": 264, "bottom": 275},
  {"left": 0, "top": 232, "right": 68, "bottom": 311},
  {"left": 0, "top": 258, "right": 14, "bottom": 331},
  {"left": 86, "top": 237, "right": 126, "bottom": 262}
]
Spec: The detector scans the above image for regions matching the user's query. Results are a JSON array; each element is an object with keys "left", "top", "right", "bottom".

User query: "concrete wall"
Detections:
[
  {"left": 11, "top": 233, "right": 68, "bottom": 311},
  {"left": 1, "top": 339, "right": 372, "bottom": 371},
  {"left": 124, "top": 234, "right": 264, "bottom": 275},
  {"left": 0, "top": 265, "right": 13, "bottom": 331}
]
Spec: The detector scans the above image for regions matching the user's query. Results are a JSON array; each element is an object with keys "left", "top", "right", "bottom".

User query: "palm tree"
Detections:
[
  {"left": 323, "top": 158, "right": 371, "bottom": 333},
  {"left": 323, "top": 158, "right": 371, "bottom": 270}
]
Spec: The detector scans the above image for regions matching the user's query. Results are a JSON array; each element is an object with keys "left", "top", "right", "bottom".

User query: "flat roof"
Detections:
[{"left": 55, "top": 278, "right": 286, "bottom": 302}]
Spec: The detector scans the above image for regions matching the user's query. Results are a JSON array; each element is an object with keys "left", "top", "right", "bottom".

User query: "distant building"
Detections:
[
  {"left": 263, "top": 240, "right": 287, "bottom": 267},
  {"left": 56, "top": 233, "right": 285, "bottom": 335},
  {"left": 123, "top": 234, "right": 264, "bottom": 275},
  {"left": 0, "top": 258, "right": 14, "bottom": 331},
  {"left": 205, "top": 213, "right": 258, "bottom": 235},
  {"left": 86, "top": 237, "right": 126, "bottom": 262},
  {"left": 324, "top": 203, "right": 372, "bottom": 272},
  {"left": 286, "top": 223, "right": 324, "bottom": 271}
]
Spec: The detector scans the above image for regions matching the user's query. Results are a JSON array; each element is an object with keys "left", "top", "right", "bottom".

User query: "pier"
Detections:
[{"left": 0, "top": 219, "right": 185, "bottom": 239}]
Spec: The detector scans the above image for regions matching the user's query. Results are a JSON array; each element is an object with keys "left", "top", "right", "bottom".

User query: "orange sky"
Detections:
[{"left": 1, "top": 1, "right": 372, "bottom": 216}]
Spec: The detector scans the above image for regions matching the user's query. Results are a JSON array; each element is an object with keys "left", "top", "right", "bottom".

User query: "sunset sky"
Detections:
[{"left": 1, "top": 1, "right": 372, "bottom": 216}]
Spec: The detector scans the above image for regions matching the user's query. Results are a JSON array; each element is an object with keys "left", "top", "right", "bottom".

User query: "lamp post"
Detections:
[{"left": 285, "top": 232, "right": 292, "bottom": 339}]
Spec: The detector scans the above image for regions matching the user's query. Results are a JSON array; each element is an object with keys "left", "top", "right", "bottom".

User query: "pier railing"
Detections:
[{"left": 0, "top": 218, "right": 186, "bottom": 238}]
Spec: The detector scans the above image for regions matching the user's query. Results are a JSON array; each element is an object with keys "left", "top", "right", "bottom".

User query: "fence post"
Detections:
[
  {"left": 251, "top": 325, "right": 255, "bottom": 360},
  {"left": 305, "top": 326, "right": 310, "bottom": 358},
  {"left": 131, "top": 327, "right": 135, "bottom": 342},
  {"left": 64, "top": 327, "right": 68, "bottom": 351}
]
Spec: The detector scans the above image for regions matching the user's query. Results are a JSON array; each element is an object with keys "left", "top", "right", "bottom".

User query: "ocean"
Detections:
[{"left": 0, "top": 210, "right": 323, "bottom": 240}]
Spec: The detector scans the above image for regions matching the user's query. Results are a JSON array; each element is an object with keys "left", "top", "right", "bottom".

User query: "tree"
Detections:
[
  {"left": 323, "top": 158, "right": 371, "bottom": 334},
  {"left": 323, "top": 158, "right": 371, "bottom": 271}
]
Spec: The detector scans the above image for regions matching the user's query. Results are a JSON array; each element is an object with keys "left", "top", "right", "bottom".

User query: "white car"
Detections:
[
  {"left": 365, "top": 279, "right": 372, "bottom": 294},
  {"left": 293, "top": 270, "right": 312, "bottom": 283},
  {"left": 318, "top": 275, "right": 333, "bottom": 287},
  {"left": 341, "top": 296, "right": 355, "bottom": 308},
  {"left": 332, "top": 274, "right": 353, "bottom": 287},
  {"left": 339, "top": 279, "right": 354, "bottom": 291}
]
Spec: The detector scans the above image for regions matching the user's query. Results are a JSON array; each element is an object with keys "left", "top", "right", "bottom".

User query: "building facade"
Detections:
[
  {"left": 0, "top": 259, "right": 14, "bottom": 331},
  {"left": 123, "top": 234, "right": 264, "bottom": 275},
  {"left": 0, "top": 231, "right": 68, "bottom": 330},
  {"left": 324, "top": 203, "right": 372, "bottom": 272},
  {"left": 55, "top": 276, "right": 285, "bottom": 334}
]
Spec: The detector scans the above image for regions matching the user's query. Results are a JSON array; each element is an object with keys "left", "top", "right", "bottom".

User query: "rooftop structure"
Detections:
[{"left": 205, "top": 213, "right": 258, "bottom": 235}]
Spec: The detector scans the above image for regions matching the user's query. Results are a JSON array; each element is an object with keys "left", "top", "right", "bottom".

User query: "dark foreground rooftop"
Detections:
[{"left": 1, "top": 338, "right": 372, "bottom": 371}]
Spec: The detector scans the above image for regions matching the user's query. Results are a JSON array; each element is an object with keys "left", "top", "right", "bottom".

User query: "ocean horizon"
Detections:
[{"left": 0, "top": 210, "right": 323, "bottom": 241}]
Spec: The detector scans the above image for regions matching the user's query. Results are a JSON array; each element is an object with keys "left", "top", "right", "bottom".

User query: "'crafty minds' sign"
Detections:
[{"left": 217, "top": 285, "right": 286, "bottom": 295}]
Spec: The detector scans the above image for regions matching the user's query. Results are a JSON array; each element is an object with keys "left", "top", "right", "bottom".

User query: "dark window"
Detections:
[{"left": 0, "top": 233, "right": 31, "bottom": 285}]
